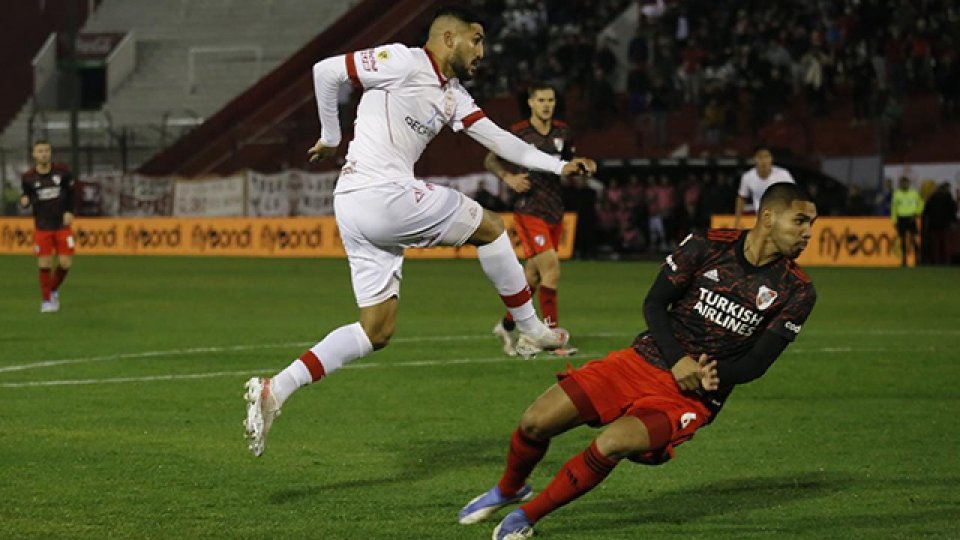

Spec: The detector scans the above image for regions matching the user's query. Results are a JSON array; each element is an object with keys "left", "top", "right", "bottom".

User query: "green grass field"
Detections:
[{"left": 1, "top": 255, "right": 958, "bottom": 539}]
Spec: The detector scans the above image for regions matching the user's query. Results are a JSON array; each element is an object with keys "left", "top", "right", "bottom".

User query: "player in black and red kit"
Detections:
[
  {"left": 486, "top": 82, "right": 579, "bottom": 356},
  {"left": 459, "top": 183, "right": 818, "bottom": 539},
  {"left": 20, "top": 141, "right": 76, "bottom": 313}
]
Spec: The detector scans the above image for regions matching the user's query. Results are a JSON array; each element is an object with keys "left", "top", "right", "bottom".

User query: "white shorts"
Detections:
[{"left": 334, "top": 179, "right": 483, "bottom": 307}]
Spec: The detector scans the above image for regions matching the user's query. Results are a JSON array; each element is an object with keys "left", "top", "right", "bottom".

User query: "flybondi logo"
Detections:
[
  {"left": 1, "top": 225, "right": 33, "bottom": 249},
  {"left": 190, "top": 225, "right": 251, "bottom": 251},
  {"left": 819, "top": 227, "right": 895, "bottom": 260},
  {"left": 259, "top": 225, "right": 324, "bottom": 252}
]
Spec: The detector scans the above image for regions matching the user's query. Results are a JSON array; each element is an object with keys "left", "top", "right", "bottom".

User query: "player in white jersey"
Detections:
[
  {"left": 734, "top": 148, "right": 795, "bottom": 228},
  {"left": 243, "top": 7, "right": 598, "bottom": 457}
]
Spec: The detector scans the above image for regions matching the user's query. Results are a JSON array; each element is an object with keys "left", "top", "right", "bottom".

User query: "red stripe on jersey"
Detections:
[
  {"left": 500, "top": 284, "right": 532, "bottom": 308},
  {"left": 707, "top": 229, "right": 742, "bottom": 242},
  {"left": 345, "top": 52, "right": 362, "bottom": 90},
  {"left": 462, "top": 110, "right": 486, "bottom": 129},
  {"left": 552, "top": 119, "right": 569, "bottom": 128},
  {"left": 510, "top": 119, "right": 530, "bottom": 133},
  {"left": 787, "top": 262, "right": 812, "bottom": 283},
  {"left": 298, "top": 350, "right": 326, "bottom": 381},
  {"left": 423, "top": 47, "right": 447, "bottom": 86}
]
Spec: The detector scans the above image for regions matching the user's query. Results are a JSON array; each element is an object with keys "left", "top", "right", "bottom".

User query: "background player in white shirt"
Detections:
[
  {"left": 243, "top": 7, "right": 597, "bottom": 457},
  {"left": 734, "top": 148, "right": 795, "bottom": 228}
]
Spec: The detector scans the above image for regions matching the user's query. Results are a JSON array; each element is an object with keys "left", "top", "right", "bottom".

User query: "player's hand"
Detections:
[
  {"left": 671, "top": 355, "right": 702, "bottom": 392},
  {"left": 503, "top": 172, "right": 531, "bottom": 193},
  {"left": 308, "top": 139, "right": 337, "bottom": 163},
  {"left": 697, "top": 354, "right": 719, "bottom": 391},
  {"left": 561, "top": 157, "right": 596, "bottom": 177},
  {"left": 63, "top": 212, "right": 74, "bottom": 226}
]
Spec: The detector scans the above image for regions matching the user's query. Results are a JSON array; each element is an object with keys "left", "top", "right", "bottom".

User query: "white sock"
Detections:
[
  {"left": 271, "top": 322, "right": 373, "bottom": 406},
  {"left": 477, "top": 232, "right": 548, "bottom": 335}
]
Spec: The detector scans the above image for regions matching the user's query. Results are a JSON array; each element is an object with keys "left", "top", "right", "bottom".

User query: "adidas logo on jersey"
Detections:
[{"left": 703, "top": 269, "right": 720, "bottom": 282}]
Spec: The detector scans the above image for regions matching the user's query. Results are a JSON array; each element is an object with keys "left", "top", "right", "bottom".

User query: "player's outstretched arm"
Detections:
[
  {"left": 466, "top": 117, "right": 568, "bottom": 175},
  {"left": 561, "top": 158, "right": 597, "bottom": 177}
]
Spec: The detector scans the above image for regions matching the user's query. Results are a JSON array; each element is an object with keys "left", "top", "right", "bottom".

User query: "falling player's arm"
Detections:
[
  {"left": 642, "top": 234, "right": 712, "bottom": 391},
  {"left": 717, "top": 282, "right": 817, "bottom": 385},
  {"left": 467, "top": 118, "right": 595, "bottom": 177}
]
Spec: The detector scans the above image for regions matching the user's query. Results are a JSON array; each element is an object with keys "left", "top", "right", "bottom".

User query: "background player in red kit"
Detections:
[
  {"left": 458, "top": 182, "right": 818, "bottom": 539},
  {"left": 20, "top": 141, "right": 76, "bottom": 313},
  {"left": 486, "top": 82, "right": 579, "bottom": 357}
]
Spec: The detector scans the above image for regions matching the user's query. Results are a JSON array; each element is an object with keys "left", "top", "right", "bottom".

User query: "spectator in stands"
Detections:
[
  {"left": 842, "top": 185, "right": 870, "bottom": 216},
  {"left": 936, "top": 52, "right": 959, "bottom": 122},
  {"left": 874, "top": 177, "right": 895, "bottom": 216},
  {"left": 922, "top": 182, "right": 958, "bottom": 264}
]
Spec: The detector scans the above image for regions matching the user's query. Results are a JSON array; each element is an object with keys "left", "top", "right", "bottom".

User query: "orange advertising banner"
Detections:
[
  {"left": 710, "top": 215, "right": 916, "bottom": 267},
  {"left": 0, "top": 213, "right": 578, "bottom": 259}
]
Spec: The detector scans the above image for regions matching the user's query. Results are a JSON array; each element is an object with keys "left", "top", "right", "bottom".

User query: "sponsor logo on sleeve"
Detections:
[
  {"left": 680, "top": 412, "right": 698, "bottom": 429},
  {"left": 785, "top": 321, "right": 802, "bottom": 334},
  {"left": 359, "top": 49, "right": 378, "bottom": 72},
  {"left": 665, "top": 254, "right": 678, "bottom": 271}
]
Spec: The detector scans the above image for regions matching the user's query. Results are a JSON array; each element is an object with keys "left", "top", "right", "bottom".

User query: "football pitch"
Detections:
[{"left": 1, "top": 255, "right": 957, "bottom": 539}]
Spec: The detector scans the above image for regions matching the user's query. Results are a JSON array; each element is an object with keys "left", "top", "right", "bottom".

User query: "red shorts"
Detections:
[
  {"left": 513, "top": 213, "right": 563, "bottom": 259},
  {"left": 33, "top": 227, "right": 75, "bottom": 257},
  {"left": 558, "top": 347, "right": 712, "bottom": 464}
]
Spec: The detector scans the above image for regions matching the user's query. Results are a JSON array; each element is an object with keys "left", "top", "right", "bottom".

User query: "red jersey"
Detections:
[
  {"left": 510, "top": 119, "right": 573, "bottom": 223},
  {"left": 21, "top": 164, "right": 76, "bottom": 231}
]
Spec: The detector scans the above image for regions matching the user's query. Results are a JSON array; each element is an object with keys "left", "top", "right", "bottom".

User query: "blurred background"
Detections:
[{"left": 1, "top": 0, "right": 958, "bottom": 262}]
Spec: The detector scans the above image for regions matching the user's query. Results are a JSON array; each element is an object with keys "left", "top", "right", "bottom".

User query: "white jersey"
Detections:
[
  {"left": 738, "top": 165, "right": 795, "bottom": 211},
  {"left": 312, "top": 43, "right": 565, "bottom": 194}
]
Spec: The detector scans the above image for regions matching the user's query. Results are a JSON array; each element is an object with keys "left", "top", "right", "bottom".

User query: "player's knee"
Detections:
[
  {"left": 360, "top": 320, "right": 395, "bottom": 350},
  {"left": 596, "top": 420, "right": 649, "bottom": 460},
  {"left": 518, "top": 409, "right": 556, "bottom": 442}
]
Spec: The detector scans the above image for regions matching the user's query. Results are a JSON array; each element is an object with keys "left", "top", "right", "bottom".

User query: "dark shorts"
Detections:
[
  {"left": 557, "top": 347, "right": 712, "bottom": 465},
  {"left": 34, "top": 227, "right": 75, "bottom": 256},
  {"left": 896, "top": 216, "right": 918, "bottom": 235},
  {"left": 513, "top": 213, "right": 563, "bottom": 259}
]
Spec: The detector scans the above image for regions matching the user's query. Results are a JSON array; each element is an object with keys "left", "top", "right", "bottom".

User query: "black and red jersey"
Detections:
[
  {"left": 633, "top": 228, "right": 817, "bottom": 412},
  {"left": 21, "top": 164, "right": 76, "bottom": 231},
  {"left": 510, "top": 119, "right": 573, "bottom": 223}
]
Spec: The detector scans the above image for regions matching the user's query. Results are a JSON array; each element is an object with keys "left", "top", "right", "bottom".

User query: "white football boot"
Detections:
[
  {"left": 515, "top": 327, "right": 569, "bottom": 359},
  {"left": 493, "top": 320, "right": 518, "bottom": 357},
  {"left": 244, "top": 377, "right": 281, "bottom": 457}
]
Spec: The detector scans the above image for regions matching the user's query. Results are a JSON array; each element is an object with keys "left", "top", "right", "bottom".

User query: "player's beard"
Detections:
[{"left": 451, "top": 56, "right": 476, "bottom": 81}]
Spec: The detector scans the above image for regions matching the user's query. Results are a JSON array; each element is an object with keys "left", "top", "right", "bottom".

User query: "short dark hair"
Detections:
[
  {"left": 527, "top": 81, "right": 555, "bottom": 98},
  {"left": 432, "top": 6, "right": 485, "bottom": 27},
  {"left": 759, "top": 182, "right": 812, "bottom": 211},
  {"left": 32, "top": 139, "right": 52, "bottom": 148}
]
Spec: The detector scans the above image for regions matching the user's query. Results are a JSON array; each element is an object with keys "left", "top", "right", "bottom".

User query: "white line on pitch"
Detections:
[
  {"left": 0, "top": 344, "right": 948, "bottom": 389},
  {"left": 1, "top": 328, "right": 953, "bottom": 375}
]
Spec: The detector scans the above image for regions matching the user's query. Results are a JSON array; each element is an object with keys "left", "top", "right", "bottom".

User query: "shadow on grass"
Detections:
[
  {"left": 546, "top": 471, "right": 960, "bottom": 537},
  {"left": 268, "top": 435, "right": 504, "bottom": 504}
]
